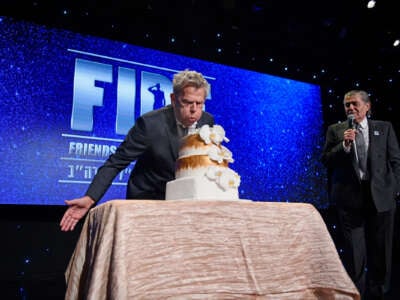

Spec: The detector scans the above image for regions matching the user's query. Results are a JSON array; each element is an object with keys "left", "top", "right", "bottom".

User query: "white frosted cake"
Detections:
[{"left": 165, "top": 124, "right": 240, "bottom": 200}]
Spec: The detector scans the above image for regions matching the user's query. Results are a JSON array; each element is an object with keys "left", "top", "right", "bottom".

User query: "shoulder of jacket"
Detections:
[
  {"left": 368, "top": 119, "right": 393, "bottom": 129},
  {"left": 140, "top": 105, "right": 173, "bottom": 119},
  {"left": 329, "top": 121, "right": 347, "bottom": 130}
]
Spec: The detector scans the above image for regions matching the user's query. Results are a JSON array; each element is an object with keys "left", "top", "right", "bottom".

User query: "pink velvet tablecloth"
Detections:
[{"left": 65, "top": 200, "right": 360, "bottom": 300}]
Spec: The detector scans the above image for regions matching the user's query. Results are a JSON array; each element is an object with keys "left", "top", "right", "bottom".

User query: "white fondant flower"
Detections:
[
  {"left": 218, "top": 169, "right": 241, "bottom": 190},
  {"left": 199, "top": 124, "right": 212, "bottom": 144},
  {"left": 212, "top": 125, "right": 229, "bottom": 143},
  {"left": 209, "top": 125, "right": 224, "bottom": 144},
  {"left": 220, "top": 145, "right": 234, "bottom": 163},
  {"left": 199, "top": 124, "right": 229, "bottom": 145},
  {"left": 205, "top": 166, "right": 240, "bottom": 191},
  {"left": 230, "top": 172, "right": 241, "bottom": 187},
  {"left": 207, "top": 145, "right": 234, "bottom": 164},
  {"left": 208, "top": 145, "right": 225, "bottom": 163},
  {"left": 205, "top": 166, "right": 223, "bottom": 180}
]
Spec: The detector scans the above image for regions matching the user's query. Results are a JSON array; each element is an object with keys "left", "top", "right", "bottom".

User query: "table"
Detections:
[{"left": 65, "top": 200, "right": 360, "bottom": 299}]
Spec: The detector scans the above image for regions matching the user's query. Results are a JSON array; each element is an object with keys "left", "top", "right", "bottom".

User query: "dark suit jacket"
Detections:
[
  {"left": 86, "top": 105, "right": 214, "bottom": 201},
  {"left": 321, "top": 119, "right": 400, "bottom": 212}
]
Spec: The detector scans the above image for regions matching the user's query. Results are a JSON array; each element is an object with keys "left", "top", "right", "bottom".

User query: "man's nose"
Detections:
[{"left": 190, "top": 103, "right": 200, "bottom": 110}]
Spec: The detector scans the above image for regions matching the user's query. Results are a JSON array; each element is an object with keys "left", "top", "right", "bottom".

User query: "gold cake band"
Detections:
[
  {"left": 181, "top": 134, "right": 204, "bottom": 145},
  {"left": 176, "top": 155, "right": 229, "bottom": 170}
]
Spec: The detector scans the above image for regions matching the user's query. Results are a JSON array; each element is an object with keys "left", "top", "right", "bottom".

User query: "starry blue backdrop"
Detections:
[{"left": 0, "top": 16, "right": 327, "bottom": 208}]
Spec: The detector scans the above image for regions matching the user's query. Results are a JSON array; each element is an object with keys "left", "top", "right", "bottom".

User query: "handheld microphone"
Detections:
[
  {"left": 346, "top": 114, "right": 356, "bottom": 147},
  {"left": 347, "top": 114, "right": 356, "bottom": 129}
]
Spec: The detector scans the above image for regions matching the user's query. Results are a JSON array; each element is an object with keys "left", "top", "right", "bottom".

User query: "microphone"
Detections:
[
  {"left": 347, "top": 114, "right": 356, "bottom": 129},
  {"left": 346, "top": 114, "right": 356, "bottom": 147}
]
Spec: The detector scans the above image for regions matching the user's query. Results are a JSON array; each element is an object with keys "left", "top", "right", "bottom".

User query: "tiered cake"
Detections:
[{"left": 165, "top": 124, "right": 240, "bottom": 200}]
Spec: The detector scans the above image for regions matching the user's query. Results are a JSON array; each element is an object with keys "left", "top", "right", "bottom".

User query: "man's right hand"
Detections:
[
  {"left": 343, "top": 128, "right": 356, "bottom": 148},
  {"left": 60, "top": 196, "right": 95, "bottom": 231}
]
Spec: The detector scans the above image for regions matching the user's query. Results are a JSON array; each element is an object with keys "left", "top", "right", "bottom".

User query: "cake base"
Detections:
[{"left": 165, "top": 176, "right": 239, "bottom": 200}]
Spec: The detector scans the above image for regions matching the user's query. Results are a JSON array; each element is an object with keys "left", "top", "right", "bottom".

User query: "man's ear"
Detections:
[
  {"left": 366, "top": 102, "right": 371, "bottom": 115},
  {"left": 170, "top": 93, "right": 176, "bottom": 106}
]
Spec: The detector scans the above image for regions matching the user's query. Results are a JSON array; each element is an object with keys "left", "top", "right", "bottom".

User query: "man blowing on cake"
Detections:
[{"left": 60, "top": 69, "right": 214, "bottom": 231}]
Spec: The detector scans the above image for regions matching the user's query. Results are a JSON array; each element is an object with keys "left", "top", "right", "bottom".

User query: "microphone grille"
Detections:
[{"left": 347, "top": 114, "right": 355, "bottom": 129}]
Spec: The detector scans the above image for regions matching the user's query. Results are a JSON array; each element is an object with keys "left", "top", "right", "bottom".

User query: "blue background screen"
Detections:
[{"left": 0, "top": 16, "right": 327, "bottom": 207}]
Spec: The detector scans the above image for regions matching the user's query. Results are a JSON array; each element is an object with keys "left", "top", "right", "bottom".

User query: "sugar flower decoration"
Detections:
[
  {"left": 208, "top": 145, "right": 234, "bottom": 164},
  {"left": 219, "top": 169, "right": 241, "bottom": 190},
  {"left": 205, "top": 166, "right": 241, "bottom": 190},
  {"left": 220, "top": 145, "right": 234, "bottom": 162},
  {"left": 208, "top": 145, "right": 225, "bottom": 163},
  {"left": 199, "top": 124, "right": 229, "bottom": 145}
]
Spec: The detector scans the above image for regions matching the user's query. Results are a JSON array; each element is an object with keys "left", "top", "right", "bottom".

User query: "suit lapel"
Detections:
[
  {"left": 353, "top": 119, "right": 376, "bottom": 181},
  {"left": 367, "top": 120, "right": 380, "bottom": 160}
]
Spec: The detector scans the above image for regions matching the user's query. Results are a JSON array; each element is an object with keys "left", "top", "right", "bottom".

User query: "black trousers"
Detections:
[{"left": 337, "top": 181, "right": 395, "bottom": 299}]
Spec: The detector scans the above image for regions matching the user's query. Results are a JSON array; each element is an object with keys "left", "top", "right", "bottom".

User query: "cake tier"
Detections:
[
  {"left": 165, "top": 176, "right": 239, "bottom": 200},
  {"left": 175, "top": 156, "right": 228, "bottom": 178},
  {"left": 178, "top": 134, "right": 210, "bottom": 157}
]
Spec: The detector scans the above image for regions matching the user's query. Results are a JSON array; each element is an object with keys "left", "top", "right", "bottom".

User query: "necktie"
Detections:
[{"left": 355, "top": 124, "right": 367, "bottom": 174}]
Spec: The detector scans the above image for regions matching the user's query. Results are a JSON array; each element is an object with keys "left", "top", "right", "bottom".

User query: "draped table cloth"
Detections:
[{"left": 65, "top": 199, "right": 359, "bottom": 300}]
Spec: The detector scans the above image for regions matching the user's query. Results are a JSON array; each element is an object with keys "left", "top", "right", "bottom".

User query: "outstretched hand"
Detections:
[{"left": 60, "top": 196, "right": 95, "bottom": 231}]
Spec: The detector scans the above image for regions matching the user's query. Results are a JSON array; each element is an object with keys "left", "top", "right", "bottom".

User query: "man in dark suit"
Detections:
[
  {"left": 60, "top": 69, "right": 214, "bottom": 231},
  {"left": 321, "top": 90, "right": 400, "bottom": 299}
]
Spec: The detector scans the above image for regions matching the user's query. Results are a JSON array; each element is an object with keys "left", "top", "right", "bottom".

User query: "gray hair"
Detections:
[
  {"left": 172, "top": 69, "right": 210, "bottom": 98},
  {"left": 343, "top": 90, "right": 371, "bottom": 104}
]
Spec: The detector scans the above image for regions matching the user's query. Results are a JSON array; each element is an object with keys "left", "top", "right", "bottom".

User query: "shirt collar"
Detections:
[
  {"left": 358, "top": 118, "right": 368, "bottom": 129},
  {"left": 176, "top": 120, "right": 197, "bottom": 129}
]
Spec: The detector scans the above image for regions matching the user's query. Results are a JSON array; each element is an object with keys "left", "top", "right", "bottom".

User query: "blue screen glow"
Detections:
[{"left": 0, "top": 16, "right": 328, "bottom": 207}]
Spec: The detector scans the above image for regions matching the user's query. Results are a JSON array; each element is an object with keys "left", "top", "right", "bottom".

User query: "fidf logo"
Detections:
[{"left": 70, "top": 58, "right": 174, "bottom": 135}]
